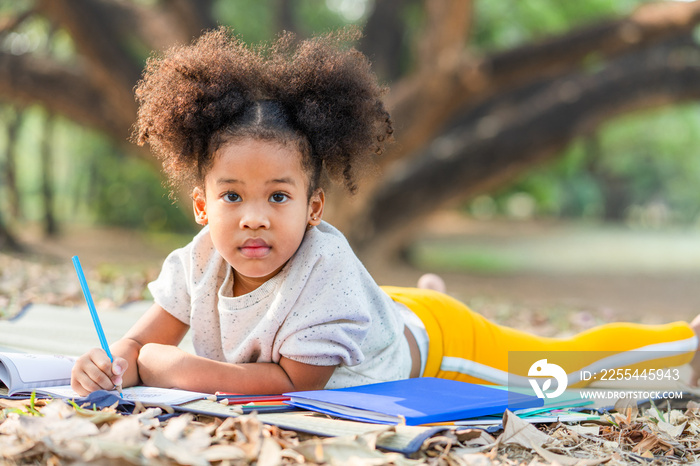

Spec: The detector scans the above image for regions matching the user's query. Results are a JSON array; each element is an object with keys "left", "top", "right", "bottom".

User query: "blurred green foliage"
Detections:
[
  {"left": 4, "top": 107, "right": 193, "bottom": 232},
  {"left": 474, "top": 0, "right": 640, "bottom": 51},
  {"left": 472, "top": 105, "right": 700, "bottom": 228},
  {"left": 214, "top": 0, "right": 370, "bottom": 44}
]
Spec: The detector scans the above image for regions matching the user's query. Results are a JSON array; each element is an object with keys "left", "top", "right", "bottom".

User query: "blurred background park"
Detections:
[{"left": 3, "top": 0, "right": 700, "bottom": 334}]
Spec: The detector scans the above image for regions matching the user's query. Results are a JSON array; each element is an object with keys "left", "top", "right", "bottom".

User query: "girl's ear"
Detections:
[
  {"left": 192, "top": 187, "right": 208, "bottom": 225},
  {"left": 308, "top": 189, "right": 325, "bottom": 227}
]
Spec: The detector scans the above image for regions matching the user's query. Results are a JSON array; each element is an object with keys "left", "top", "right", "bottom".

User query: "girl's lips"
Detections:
[{"left": 239, "top": 239, "right": 271, "bottom": 258}]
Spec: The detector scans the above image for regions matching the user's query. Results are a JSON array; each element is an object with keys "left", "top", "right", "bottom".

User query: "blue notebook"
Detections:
[{"left": 284, "top": 377, "right": 543, "bottom": 425}]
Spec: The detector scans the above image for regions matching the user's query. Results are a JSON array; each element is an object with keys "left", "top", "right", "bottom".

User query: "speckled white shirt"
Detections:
[{"left": 147, "top": 221, "right": 412, "bottom": 388}]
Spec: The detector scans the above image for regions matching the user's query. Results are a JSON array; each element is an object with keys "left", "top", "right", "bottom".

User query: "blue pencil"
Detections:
[{"left": 72, "top": 255, "right": 123, "bottom": 398}]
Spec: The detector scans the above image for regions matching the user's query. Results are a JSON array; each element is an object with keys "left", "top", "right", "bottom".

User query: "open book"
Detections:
[{"left": 0, "top": 351, "right": 210, "bottom": 405}]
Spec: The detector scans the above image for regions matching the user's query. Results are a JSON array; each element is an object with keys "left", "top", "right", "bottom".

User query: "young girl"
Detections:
[{"left": 71, "top": 28, "right": 700, "bottom": 396}]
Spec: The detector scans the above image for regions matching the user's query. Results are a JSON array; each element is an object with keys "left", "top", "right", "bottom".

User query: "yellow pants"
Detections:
[{"left": 383, "top": 287, "right": 697, "bottom": 387}]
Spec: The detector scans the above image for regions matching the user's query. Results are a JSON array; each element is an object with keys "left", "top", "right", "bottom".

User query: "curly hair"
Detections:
[{"left": 132, "top": 27, "right": 393, "bottom": 197}]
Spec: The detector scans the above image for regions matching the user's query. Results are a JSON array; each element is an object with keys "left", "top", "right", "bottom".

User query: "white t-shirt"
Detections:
[{"left": 148, "top": 221, "right": 413, "bottom": 388}]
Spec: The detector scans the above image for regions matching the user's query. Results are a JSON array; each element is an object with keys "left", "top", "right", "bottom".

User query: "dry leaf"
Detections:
[
  {"left": 161, "top": 412, "right": 192, "bottom": 440},
  {"left": 237, "top": 415, "right": 265, "bottom": 459},
  {"left": 499, "top": 410, "right": 551, "bottom": 448},
  {"left": 201, "top": 444, "right": 247, "bottom": 462},
  {"left": 295, "top": 435, "right": 403, "bottom": 465},
  {"left": 613, "top": 398, "right": 638, "bottom": 423},
  {"left": 257, "top": 436, "right": 283, "bottom": 466},
  {"left": 358, "top": 425, "right": 396, "bottom": 450},
  {"left": 453, "top": 452, "right": 494, "bottom": 465},
  {"left": 686, "top": 400, "right": 700, "bottom": 414},
  {"left": 499, "top": 410, "right": 614, "bottom": 466},
  {"left": 454, "top": 428, "right": 487, "bottom": 443},
  {"left": 529, "top": 442, "right": 611, "bottom": 466},
  {"left": 566, "top": 424, "right": 600, "bottom": 436},
  {"left": 631, "top": 431, "right": 674, "bottom": 455},
  {"left": 135, "top": 406, "right": 162, "bottom": 422},
  {"left": 1, "top": 409, "right": 99, "bottom": 443},
  {"left": 0, "top": 398, "right": 45, "bottom": 411},
  {"left": 81, "top": 437, "right": 144, "bottom": 464},
  {"left": 657, "top": 420, "right": 686, "bottom": 438},
  {"left": 143, "top": 430, "right": 209, "bottom": 466},
  {"left": 0, "top": 435, "right": 36, "bottom": 459},
  {"left": 96, "top": 416, "right": 147, "bottom": 445}
]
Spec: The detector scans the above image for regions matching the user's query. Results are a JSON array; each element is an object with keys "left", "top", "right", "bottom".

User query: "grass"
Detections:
[
  {"left": 410, "top": 241, "right": 523, "bottom": 274},
  {"left": 409, "top": 221, "right": 700, "bottom": 275}
]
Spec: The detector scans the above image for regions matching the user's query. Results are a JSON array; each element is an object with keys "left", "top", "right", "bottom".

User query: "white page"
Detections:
[
  {"left": 28, "top": 385, "right": 210, "bottom": 405},
  {"left": 0, "top": 353, "right": 75, "bottom": 385}
]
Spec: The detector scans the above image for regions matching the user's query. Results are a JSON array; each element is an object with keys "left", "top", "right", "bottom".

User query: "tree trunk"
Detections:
[
  {"left": 3, "top": 108, "right": 21, "bottom": 221},
  {"left": 0, "top": 217, "right": 21, "bottom": 252},
  {"left": 275, "top": 0, "right": 298, "bottom": 35},
  {"left": 41, "top": 114, "right": 58, "bottom": 236},
  {"left": 584, "top": 136, "right": 631, "bottom": 222},
  {"left": 358, "top": 0, "right": 415, "bottom": 82}
]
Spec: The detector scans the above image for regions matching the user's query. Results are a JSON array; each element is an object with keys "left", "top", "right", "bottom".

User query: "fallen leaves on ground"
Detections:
[
  {"left": 0, "top": 252, "right": 157, "bottom": 318},
  {"left": 4, "top": 398, "right": 700, "bottom": 465}
]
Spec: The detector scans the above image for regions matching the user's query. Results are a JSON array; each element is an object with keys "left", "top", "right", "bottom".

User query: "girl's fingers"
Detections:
[
  {"left": 70, "top": 348, "right": 119, "bottom": 395},
  {"left": 83, "top": 361, "right": 117, "bottom": 390},
  {"left": 110, "top": 358, "right": 128, "bottom": 386},
  {"left": 72, "top": 372, "right": 108, "bottom": 396}
]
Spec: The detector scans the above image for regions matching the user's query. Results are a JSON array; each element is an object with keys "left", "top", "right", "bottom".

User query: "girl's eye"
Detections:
[
  {"left": 224, "top": 192, "right": 241, "bottom": 203},
  {"left": 270, "top": 193, "right": 289, "bottom": 203}
]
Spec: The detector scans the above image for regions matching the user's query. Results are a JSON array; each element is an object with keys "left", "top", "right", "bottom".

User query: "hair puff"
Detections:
[{"left": 132, "top": 27, "right": 393, "bottom": 194}]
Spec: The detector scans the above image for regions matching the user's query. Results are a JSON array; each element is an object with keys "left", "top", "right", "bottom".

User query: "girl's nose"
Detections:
[{"left": 239, "top": 206, "right": 270, "bottom": 230}]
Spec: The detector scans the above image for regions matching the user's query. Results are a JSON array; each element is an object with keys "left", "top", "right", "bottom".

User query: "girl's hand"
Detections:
[
  {"left": 71, "top": 348, "right": 128, "bottom": 396},
  {"left": 136, "top": 342, "right": 188, "bottom": 388}
]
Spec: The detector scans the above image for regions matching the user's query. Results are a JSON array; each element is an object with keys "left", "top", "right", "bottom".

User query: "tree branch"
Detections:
[
  {"left": 0, "top": 51, "right": 127, "bottom": 141},
  {"left": 353, "top": 37, "right": 700, "bottom": 253},
  {"left": 385, "top": 0, "right": 700, "bottom": 167},
  {"left": 416, "top": 0, "right": 472, "bottom": 71},
  {"left": 35, "top": 0, "right": 141, "bottom": 125},
  {"left": 330, "top": 0, "right": 472, "bottom": 229},
  {"left": 163, "top": 0, "right": 216, "bottom": 40},
  {"left": 55, "top": 0, "right": 193, "bottom": 51}
]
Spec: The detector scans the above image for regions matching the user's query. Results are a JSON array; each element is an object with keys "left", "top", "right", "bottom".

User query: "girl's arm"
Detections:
[
  {"left": 137, "top": 343, "right": 337, "bottom": 394},
  {"left": 71, "top": 303, "right": 189, "bottom": 395},
  {"left": 73, "top": 302, "right": 337, "bottom": 394}
]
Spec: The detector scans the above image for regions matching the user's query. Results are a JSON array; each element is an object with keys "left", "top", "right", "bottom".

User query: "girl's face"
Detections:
[{"left": 193, "top": 138, "right": 324, "bottom": 296}]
